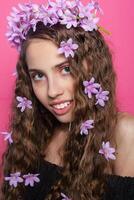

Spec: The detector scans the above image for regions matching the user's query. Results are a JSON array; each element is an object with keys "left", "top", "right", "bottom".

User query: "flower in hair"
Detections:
[
  {"left": 40, "top": 4, "right": 59, "bottom": 26},
  {"left": 60, "top": 9, "right": 78, "bottom": 29},
  {"left": 16, "top": 96, "right": 32, "bottom": 112},
  {"left": 5, "top": 172, "right": 23, "bottom": 187},
  {"left": 48, "top": 0, "right": 71, "bottom": 18},
  {"left": 83, "top": 77, "right": 100, "bottom": 99},
  {"left": 95, "top": 87, "right": 109, "bottom": 107},
  {"left": 61, "top": 192, "right": 72, "bottom": 200},
  {"left": 80, "top": 119, "right": 94, "bottom": 135},
  {"left": 99, "top": 141, "right": 116, "bottom": 161},
  {"left": 6, "top": 0, "right": 102, "bottom": 50},
  {"left": 80, "top": 17, "right": 99, "bottom": 32},
  {"left": 6, "top": 3, "right": 40, "bottom": 51},
  {"left": 0, "top": 131, "right": 13, "bottom": 144},
  {"left": 23, "top": 173, "right": 40, "bottom": 187},
  {"left": 58, "top": 38, "right": 78, "bottom": 58},
  {"left": 89, "top": 1, "right": 103, "bottom": 14}
]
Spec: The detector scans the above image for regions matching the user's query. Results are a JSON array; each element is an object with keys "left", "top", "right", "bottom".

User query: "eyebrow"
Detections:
[{"left": 28, "top": 60, "right": 69, "bottom": 73}]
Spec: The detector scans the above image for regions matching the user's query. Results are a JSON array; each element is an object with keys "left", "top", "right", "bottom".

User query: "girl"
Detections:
[{"left": 1, "top": 1, "right": 134, "bottom": 199}]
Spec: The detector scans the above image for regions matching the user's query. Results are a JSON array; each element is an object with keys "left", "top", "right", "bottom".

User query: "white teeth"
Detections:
[{"left": 53, "top": 101, "right": 71, "bottom": 109}]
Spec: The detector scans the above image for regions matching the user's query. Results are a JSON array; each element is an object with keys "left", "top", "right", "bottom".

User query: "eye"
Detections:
[
  {"left": 61, "top": 65, "right": 71, "bottom": 75},
  {"left": 30, "top": 72, "right": 46, "bottom": 81}
]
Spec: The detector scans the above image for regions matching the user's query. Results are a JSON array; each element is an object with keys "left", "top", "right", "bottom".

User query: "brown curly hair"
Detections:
[{"left": 0, "top": 22, "right": 118, "bottom": 200}]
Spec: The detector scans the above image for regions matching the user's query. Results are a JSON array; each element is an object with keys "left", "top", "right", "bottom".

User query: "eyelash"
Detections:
[
  {"left": 30, "top": 72, "right": 45, "bottom": 81},
  {"left": 30, "top": 65, "right": 71, "bottom": 81},
  {"left": 60, "top": 65, "right": 71, "bottom": 75}
]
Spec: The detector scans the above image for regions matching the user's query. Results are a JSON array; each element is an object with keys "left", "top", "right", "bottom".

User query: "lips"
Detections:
[{"left": 50, "top": 100, "right": 73, "bottom": 116}]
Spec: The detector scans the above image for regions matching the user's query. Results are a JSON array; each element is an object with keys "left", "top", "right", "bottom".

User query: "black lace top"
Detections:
[{"left": 24, "top": 157, "right": 134, "bottom": 200}]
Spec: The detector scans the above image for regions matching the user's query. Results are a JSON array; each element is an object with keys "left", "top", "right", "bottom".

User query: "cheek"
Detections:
[
  {"left": 70, "top": 80, "right": 76, "bottom": 99},
  {"left": 69, "top": 79, "right": 76, "bottom": 92},
  {"left": 32, "top": 84, "right": 47, "bottom": 103},
  {"left": 63, "top": 76, "right": 75, "bottom": 89}
]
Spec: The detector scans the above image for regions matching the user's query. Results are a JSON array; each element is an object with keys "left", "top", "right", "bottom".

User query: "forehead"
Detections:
[{"left": 26, "top": 38, "right": 67, "bottom": 69}]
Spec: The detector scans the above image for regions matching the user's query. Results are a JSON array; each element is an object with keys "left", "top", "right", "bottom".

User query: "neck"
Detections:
[
  {"left": 43, "top": 123, "right": 70, "bottom": 167},
  {"left": 55, "top": 122, "right": 71, "bottom": 134}
]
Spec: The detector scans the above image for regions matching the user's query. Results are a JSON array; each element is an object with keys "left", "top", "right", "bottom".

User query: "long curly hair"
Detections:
[{"left": 0, "top": 22, "right": 118, "bottom": 200}]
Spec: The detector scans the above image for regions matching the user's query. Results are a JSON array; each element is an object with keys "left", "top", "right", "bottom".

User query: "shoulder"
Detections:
[
  {"left": 113, "top": 112, "right": 134, "bottom": 177},
  {"left": 115, "top": 112, "right": 134, "bottom": 143}
]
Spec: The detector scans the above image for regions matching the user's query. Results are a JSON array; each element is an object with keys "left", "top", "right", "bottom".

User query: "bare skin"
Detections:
[
  {"left": 113, "top": 112, "right": 134, "bottom": 177},
  {"left": 44, "top": 112, "right": 134, "bottom": 177},
  {"left": 43, "top": 125, "right": 68, "bottom": 167}
]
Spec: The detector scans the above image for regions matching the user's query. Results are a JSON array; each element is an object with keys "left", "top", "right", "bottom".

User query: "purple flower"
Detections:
[
  {"left": 79, "top": 4, "right": 92, "bottom": 19},
  {"left": 23, "top": 173, "right": 40, "bottom": 187},
  {"left": 90, "top": 0, "right": 103, "bottom": 14},
  {"left": 60, "top": 9, "right": 78, "bottom": 29},
  {"left": 5, "top": 172, "right": 23, "bottom": 187},
  {"left": 78, "top": 1, "right": 100, "bottom": 31},
  {"left": 58, "top": 38, "right": 78, "bottom": 58},
  {"left": 80, "top": 119, "right": 94, "bottom": 135},
  {"left": 95, "top": 87, "right": 109, "bottom": 107},
  {"left": 80, "top": 16, "right": 99, "bottom": 31},
  {"left": 66, "top": 0, "right": 81, "bottom": 9},
  {"left": 6, "top": 1, "right": 101, "bottom": 50},
  {"left": 99, "top": 141, "right": 116, "bottom": 161},
  {"left": 16, "top": 96, "right": 32, "bottom": 112},
  {"left": 40, "top": 4, "right": 60, "bottom": 26},
  {"left": 0, "top": 131, "right": 13, "bottom": 144},
  {"left": 61, "top": 192, "right": 71, "bottom": 200},
  {"left": 83, "top": 77, "right": 100, "bottom": 98},
  {"left": 48, "top": 0, "right": 67, "bottom": 17},
  {"left": 6, "top": 3, "right": 40, "bottom": 51}
]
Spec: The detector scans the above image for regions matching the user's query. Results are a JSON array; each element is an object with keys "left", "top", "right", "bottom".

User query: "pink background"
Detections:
[{"left": 0, "top": 0, "right": 134, "bottom": 167}]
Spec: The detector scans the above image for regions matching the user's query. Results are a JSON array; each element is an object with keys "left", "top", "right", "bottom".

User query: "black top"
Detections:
[{"left": 24, "top": 157, "right": 134, "bottom": 200}]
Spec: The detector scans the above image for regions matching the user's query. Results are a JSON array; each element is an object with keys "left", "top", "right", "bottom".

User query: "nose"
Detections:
[{"left": 48, "top": 77, "right": 64, "bottom": 98}]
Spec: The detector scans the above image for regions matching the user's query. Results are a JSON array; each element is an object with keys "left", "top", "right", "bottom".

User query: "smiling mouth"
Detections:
[{"left": 51, "top": 100, "right": 73, "bottom": 115}]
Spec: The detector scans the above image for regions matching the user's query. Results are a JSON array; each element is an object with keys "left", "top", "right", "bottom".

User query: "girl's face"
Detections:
[{"left": 26, "top": 38, "right": 75, "bottom": 123}]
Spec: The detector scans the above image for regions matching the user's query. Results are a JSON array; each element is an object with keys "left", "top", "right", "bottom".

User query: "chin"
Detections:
[{"left": 54, "top": 114, "right": 73, "bottom": 124}]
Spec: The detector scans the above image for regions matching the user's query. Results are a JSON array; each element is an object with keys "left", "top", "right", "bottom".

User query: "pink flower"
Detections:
[
  {"left": 99, "top": 141, "right": 116, "bottom": 161},
  {"left": 12, "top": 70, "right": 18, "bottom": 77},
  {"left": 80, "top": 119, "right": 94, "bottom": 135},
  {"left": 5, "top": 172, "right": 23, "bottom": 188},
  {"left": 58, "top": 38, "right": 78, "bottom": 58},
  {"left": 16, "top": 96, "right": 32, "bottom": 112},
  {"left": 0, "top": 131, "right": 13, "bottom": 144},
  {"left": 23, "top": 173, "right": 40, "bottom": 187},
  {"left": 61, "top": 192, "right": 71, "bottom": 200}
]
